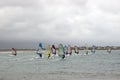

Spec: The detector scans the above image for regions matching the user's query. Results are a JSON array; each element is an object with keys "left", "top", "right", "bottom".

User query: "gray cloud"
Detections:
[{"left": 0, "top": 0, "right": 120, "bottom": 48}]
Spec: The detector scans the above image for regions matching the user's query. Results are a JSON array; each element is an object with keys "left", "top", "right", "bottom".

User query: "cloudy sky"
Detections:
[{"left": 0, "top": 0, "right": 120, "bottom": 49}]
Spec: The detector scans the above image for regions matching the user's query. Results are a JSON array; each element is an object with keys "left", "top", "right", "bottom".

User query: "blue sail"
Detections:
[{"left": 39, "top": 43, "right": 43, "bottom": 49}]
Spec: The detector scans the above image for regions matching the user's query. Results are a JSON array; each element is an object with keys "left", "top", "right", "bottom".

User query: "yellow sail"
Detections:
[{"left": 44, "top": 45, "right": 51, "bottom": 58}]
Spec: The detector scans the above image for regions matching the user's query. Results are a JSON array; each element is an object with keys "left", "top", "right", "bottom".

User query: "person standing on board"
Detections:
[{"left": 36, "top": 48, "right": 43, "bottom": 58}]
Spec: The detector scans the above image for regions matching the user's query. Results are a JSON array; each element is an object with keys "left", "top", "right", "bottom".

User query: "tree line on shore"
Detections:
[{"left": 0, "top": 46, "right": 120, "bottom": 52}]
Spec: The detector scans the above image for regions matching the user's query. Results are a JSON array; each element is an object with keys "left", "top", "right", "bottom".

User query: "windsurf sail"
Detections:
[
  {"left": 64, "top": 45, "right": 68, "bottom": 55},
  {"left": 85, "top": 43, "right": 89, "bottom": 55},
  {"left": 36, "top": 42, "right": 44, "bottom": 58},
  {"left": 58, "top": 44, "right": 65, "bottom": 59},
  {"left": 51, "top": 45, "right": 56, "bottom": 55},
  {"left": 44, "top": 45, "right": 51, "bottom": 58},
  {"left": 11, "top": 48, "right": 17, "bottom": 56},
  {"left": 39, "top": 43, "right": 43, "bottom": 49},
  {"left": 107, "top": 46, "right": 111, "bottom": 53},
  {"left": 74, "top": 46, "right": 79, "bottom": 54},
  {"left": 67, "top": 45, "right": 72, "bottom": 55},
  {"left": 91, "top": 45, "right": 96, "bottom": 53}
]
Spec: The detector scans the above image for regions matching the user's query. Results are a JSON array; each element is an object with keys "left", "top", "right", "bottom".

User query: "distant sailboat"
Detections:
[
  {"left": 85, "top": 43, "right": 89, "bottom": 55},
  {"left": 67, "top": 45, "right": 72, "bottom": 55},
  {"left": 11, "top": 48, "right": 17, "bottom": 56},
  {"left": 64, "top": 45, "right": 68, "bottom": 55},
  {"left": 91, "top": 45, "right": 96, "bottom": 53},
  {"left": 107, "top": 46, "right": 112, "bottom": 53},
  {"left": 74, "top": 46, "right": 79, "bottom": 54}
]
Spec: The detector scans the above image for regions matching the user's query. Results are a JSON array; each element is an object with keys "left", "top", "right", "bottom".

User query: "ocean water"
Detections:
[{"left": 0, "top": 50, "right": 120, "bottom": 80}]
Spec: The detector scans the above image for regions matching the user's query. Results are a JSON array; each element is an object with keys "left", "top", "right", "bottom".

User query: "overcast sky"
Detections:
[{"left": 0, "top": 0, "right": 120, "bottom": 49}]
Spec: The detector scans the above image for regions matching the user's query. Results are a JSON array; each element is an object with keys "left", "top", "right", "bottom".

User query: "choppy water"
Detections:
[{"left": 0, "top": 50, "right": 120, "bottom": 80}]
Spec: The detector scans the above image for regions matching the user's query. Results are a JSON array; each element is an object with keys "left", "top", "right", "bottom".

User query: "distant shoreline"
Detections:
[
  {"left": 0, "top": 49, "right": 36, "bottom": 52},
  {"left": 0, "top": 46, "right": 120, "bottom": 52}
]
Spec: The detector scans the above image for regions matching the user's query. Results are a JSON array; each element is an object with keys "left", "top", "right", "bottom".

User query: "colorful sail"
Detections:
[
  {"left": 36, "top": 42, "right": 44, "bottom": 58},
  {"left": 51, "top": 45, "right": 56, "bottom": 55},
  {"left": 39, "top": 43, "right": 43, "bottom": 49},
  {"left": 58, "top": 44, "right": 65, "bottom": 59},
  {"left": 44, "top": 45, "right": 51, "bottom": 58}
]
